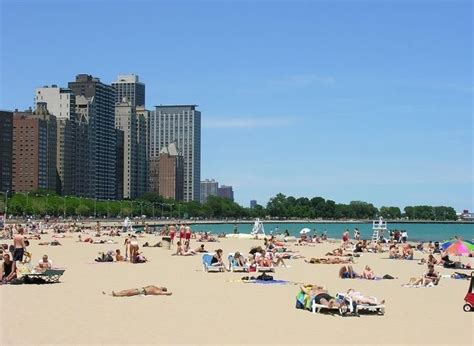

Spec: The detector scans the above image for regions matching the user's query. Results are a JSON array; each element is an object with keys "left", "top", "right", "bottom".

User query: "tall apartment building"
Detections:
[
  {"left": 200, "top": 179, "right": 218, "bottom": 203},
  {"left": 136, "top": 106, "right": 149, "bottom": 197},
  {"left": 35, "top": 86, "right": 77, "bottom": 195},
  {"left": 115, "top": 129, "right": 124, "bottom": 199},
  {"left": 112, "top": 74, "right": 145, "bottom": 107},
  {"left": 115, "top": 100, "right": 138, "bottom": 199},
  {"left": 69, "top": 74, "right": 116, "bottom": 200},
  {"left": 12, "top": 105, "right": 57, "bottom": 193},
  {"left": 218, "top": 185, "right": 234, "bottom": 201},
  {"left": 0, "top": 111, "right": 13, "bottom": 194},
  {"left": 150, "top": 105, "right": 201, "bottom": 202},
  {"left": 157, "top": 143, "right": 183, "bottom": 201},
  {"left": 75, "top": 95, "right": 95, "bottom": 197},
  {"left": 250, "top": 200, "right": 257, "bottom": 208}
]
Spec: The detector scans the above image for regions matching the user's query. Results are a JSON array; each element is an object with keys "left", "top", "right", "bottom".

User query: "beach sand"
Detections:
[{"left": 1, "top": 234, "right": 473, "bottom": 345}]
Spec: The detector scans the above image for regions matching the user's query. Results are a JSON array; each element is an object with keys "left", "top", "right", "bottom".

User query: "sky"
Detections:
[{"left": 1, "top": 0, "right": 472, "bottom": 211}]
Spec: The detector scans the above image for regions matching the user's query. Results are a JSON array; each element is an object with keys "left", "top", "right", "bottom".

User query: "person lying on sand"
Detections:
[
  {"left": 311, "top": 288, "right": 343, "bottom": 309},
  {"left": 339, "top": 265, "right": 359, "bottom": 279},
  {"left": 305, "top": 257, "right": 353, "bottom": 264},
  {"left": 38, "top": 240, "right": 61, "bottom": 246},
  {"left": 143, "top": 241, "right": 162, "bottom": 247},
  {"left": 194, "top": 244, "right": 208, "bottom": 253},
  {"left": 174, "top": 241, "right": 195, "bottom": 256},
  {"left": 96, "top": 251, "right": 114, "bottom": 262},
  {"left": 346, "top": 288, "right": 385, "bottom": 305},
  {"left": 103, "top": 285, "right": 172, "bottom": 297}
]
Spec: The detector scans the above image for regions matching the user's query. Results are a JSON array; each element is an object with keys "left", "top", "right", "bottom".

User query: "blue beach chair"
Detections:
[{"left": 202, "top": 253, "right": 224, "bottom": 272}]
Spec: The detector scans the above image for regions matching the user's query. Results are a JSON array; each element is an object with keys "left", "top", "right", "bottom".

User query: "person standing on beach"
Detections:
[
  {"left": 185, "top": 225, "right": 192, "bottom": 241},
  {"left": 169, "top": 225, "right": 176, "bottom": 244},
  {"left": 179, "top": 224, "right": 185, "bottom": 242},
  {"left": 13, "top": 228, "right": 26, "bottom": 262}
]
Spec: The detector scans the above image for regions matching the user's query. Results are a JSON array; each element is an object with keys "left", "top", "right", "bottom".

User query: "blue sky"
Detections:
[{"left": 1, "top": 0, "right": 472, "bottom": 210}]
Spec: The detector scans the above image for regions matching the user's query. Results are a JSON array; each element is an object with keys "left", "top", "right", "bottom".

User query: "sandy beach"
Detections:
[{"left": 1, "top": 233, "right": 473, "bottom": 345}]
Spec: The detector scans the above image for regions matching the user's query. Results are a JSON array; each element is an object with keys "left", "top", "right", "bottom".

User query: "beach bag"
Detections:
[{"left": 383, "top": 274, "right": 395, "bottom": 280}]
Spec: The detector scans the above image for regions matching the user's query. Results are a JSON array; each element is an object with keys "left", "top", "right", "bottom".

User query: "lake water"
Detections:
[{"left": 186, "top": 222, "right": 474, "bottom": 242}]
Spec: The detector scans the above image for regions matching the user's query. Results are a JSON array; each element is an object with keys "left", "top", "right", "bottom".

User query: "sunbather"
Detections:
[
  {"left": 230, "top": 252, "right": 247, "bottom": 267},
  {"left": 115, "top": 249, "right": 124, "bottom": 261},
  {"left": 305, "top": 257, "right": 352, "bottom": 264},
  {"left": 346, "top": 288, "right": 385, "bottom": 305},
  {"left": 35, "top": 254, "right": 53, "bottom": 271},
  {"left": 338, "top": 265, "right": 359, "bottom": 279},
  {"left": 175, "top": 241, "right": 195, "bottom": 256},
  {"left": 195, "top": 244, "right": 208, "bottom": 253},
  {"left": 362, "top": 265, "right": 375, "bottom": 279},
  {"left": 424, "top": 264, "right": 440, "bottom": 285},
  {"left": 104, "top": 285, "right": 172, "bottom": 297},
  {"left": 210, "top": 249, "right": 228, "bottom": 270}
]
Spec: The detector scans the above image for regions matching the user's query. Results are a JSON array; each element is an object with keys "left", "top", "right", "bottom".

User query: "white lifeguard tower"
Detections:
[
  {"left": 250, "top": 218, "right": 265, "bottom": 236},
  {"left": 372, "top": 217, "right": 387, "bottom": 242}
]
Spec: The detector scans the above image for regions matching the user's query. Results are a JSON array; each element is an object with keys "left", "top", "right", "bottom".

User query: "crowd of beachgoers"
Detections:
[{"left": 1, "top": 220, "right": 473, "bottom": 314}]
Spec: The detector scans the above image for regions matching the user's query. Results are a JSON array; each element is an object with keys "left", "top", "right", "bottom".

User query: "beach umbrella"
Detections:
[
  {"left": 300, "top": 228, "right": 311, "bottom": 235},
  {"left": 444, "top": 240, "right": 474, "bottom": 256},
  {"left": 441, "top": 239, "right": 474, "bottom": 251}
]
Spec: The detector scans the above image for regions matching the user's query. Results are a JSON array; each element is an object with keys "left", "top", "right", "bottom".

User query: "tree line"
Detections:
[{"left": 0, "top": 190, "right": 458, "bottom": 221}]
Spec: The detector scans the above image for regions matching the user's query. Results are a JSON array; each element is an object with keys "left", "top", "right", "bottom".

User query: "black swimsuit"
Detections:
[
  {"left": 3, "top": 262, "right": 13, "bottom": 279},
  {"left": 314, "top": 293, "right": 333, "bottom": 304}
]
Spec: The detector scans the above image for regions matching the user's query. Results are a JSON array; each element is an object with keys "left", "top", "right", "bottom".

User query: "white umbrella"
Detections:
[{"left": 300, "top": 228, "right": 311, "bottom": 234}]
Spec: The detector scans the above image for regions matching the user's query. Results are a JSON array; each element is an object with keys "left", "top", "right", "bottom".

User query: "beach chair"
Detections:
[
  {"left": 335, "top": 293, "right": 385, "bottom": 315},
  {"left": 202, "top": 254, "right": 224, "bottom": 272},
  {"left": 24, "top": 269, "right": 66, "bottom": 283},
  {"left": 311, "top": 298, "right": 349, "bottom": 316},
  {"left": 228, "top": 253, "right": 248, "bottom": 272},
  {"left": 257, "top": 264, "right": 275, "bottom": 273}
]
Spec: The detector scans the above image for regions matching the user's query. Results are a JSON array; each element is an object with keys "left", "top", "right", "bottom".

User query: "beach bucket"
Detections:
[{"left": 162, "top": 236, "right": 171, "bottom": 250}]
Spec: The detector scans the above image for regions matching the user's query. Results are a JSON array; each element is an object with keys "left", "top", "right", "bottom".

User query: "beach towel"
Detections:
[{"left": 243, "top": 279, "right": 291, "bottom": 285}]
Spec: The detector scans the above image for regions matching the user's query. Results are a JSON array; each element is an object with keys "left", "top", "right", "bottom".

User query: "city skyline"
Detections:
[{"left": 1, "top": 1, "right": 472, "bottom": 210}]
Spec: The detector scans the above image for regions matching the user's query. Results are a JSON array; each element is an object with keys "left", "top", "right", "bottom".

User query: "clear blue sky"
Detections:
[{"left": 1, "top": 0, "right": 472, "bottom": 211}]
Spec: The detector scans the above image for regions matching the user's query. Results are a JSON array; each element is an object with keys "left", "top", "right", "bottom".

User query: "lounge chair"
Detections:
[
  {"left": 24, "top": 269, "right": 66, "bottom": 283},
  {"left": 311, "top": 299, "right": 350, "bottom": 316},
  {"left": 228, "top": 253, "right": 248, "bottom": 272},
  {"left": 202, "top": 254, "right": 224, "bottom": 272},
  {"left": 335, "top": 293, "right": 385, "bottom": 315}
]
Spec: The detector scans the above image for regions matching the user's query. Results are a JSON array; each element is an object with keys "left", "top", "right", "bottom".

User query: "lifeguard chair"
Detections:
[{"left": 372, "top": 217, "right": 387, "bottom": 242}]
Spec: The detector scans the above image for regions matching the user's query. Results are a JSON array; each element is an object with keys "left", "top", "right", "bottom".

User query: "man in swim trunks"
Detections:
[
  {"left": 13, "top": 228, "right": 26, "bottom": 262},
  {"left": 104, "top": 285, "right": 172, "bottom": 297}
]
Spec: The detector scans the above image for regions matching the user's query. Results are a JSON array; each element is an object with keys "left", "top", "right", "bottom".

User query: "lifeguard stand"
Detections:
[{"left": 372, "top": 217, "right": 387, "bottom": 242}]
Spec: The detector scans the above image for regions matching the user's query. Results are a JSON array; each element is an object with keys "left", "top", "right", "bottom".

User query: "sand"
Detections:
[{"left": 1, "top": 233, "right": 473, "bottom": 345}]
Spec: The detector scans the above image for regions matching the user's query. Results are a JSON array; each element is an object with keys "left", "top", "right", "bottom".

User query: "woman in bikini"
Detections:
[
  {"left": 104, "top": 285, "right": 172, "bottom": 297},
  {"left": 362, "top": 265, "right": 375, "bottom": 279}
]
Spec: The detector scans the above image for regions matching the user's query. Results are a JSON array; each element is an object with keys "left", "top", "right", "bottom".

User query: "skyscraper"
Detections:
[
  {"left": 69, "top": 74, "right": 116, "bottom": 200},
  {"left": 115, "top": 99, "right": 138, "bottom": 199},
  {"left": 112, "top": 74, "right": 145, "bottom": 107},
  {"left": 218, "top": 185, "right": 234, "bottom": 201},
  {"left": 200, "top": 179, "right": 218, "bottom": 203},
  {"left": 150, "top": 105, "right": 201, "bottom": 202},
  {"left": 35, "top": 86, "right": 77, "bottom": 195},
  {"left": 0, "top": 111, "right": 13, "bottom": 194},
  {"left": 250, "top": 200, "right": 257, "bottom": 208},
  {"left": 156, "top": 143, "right": 183, "bottom": 201},
  {"left": 135, "top": 106, "right": 149, "bottom": 197},
  {"left": 12, "top": 105, "right": 57, "bottom": 193}
]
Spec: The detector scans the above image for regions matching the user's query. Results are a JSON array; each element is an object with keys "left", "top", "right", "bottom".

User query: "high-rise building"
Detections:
[
  {"left": 218, "top": 185, "right": 234, "bottom": 201},
  {"left": 0, "top": 111, "right": 13, "bottom": 194},
  {"left": 69, "top": 74, "right": 116, "bottom": 200},
  {"left": 150, "top": 105, "right": 201, "bottom": 202},
  {"left": 75, "top": 95, "right": 96, "bottom": 198},
  {"left": 250, "top": 200, "right": 257, "bottom": 208},
  {"left": 112, "top": 74, "right": 145, "bottom": 107},
  {"left": 115, "top": 100, "right": 138, "bottom": 199},
  {"left": 12, "top": 105, "right": 57, "bottom": 193},
  {"left": 35, "top": 86, "right": 77, "bottom": 195},
  {"left": 115, "top": 129, "right": 124, "bottom": 199},
  {"left": 136, "top": 106, "right": 149, "bottom": 197},
  {"left": 200, "top": 179, "right": 218, "bottom": 203},
  {"left": 156, "top": 143, "right": 183, "bottom": 201}
]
